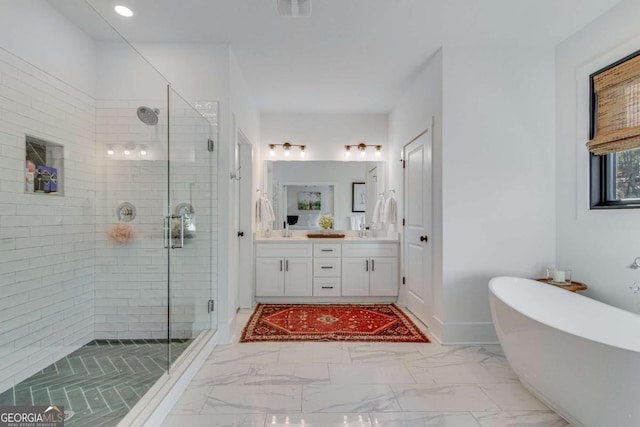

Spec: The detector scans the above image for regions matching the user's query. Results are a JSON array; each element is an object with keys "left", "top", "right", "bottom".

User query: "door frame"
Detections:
[
  {"left": 401, "top": 118, "right": 434, "bottom": 326},
  {"left": 237, "top": 129, "right": 254, "bottom": 309}
]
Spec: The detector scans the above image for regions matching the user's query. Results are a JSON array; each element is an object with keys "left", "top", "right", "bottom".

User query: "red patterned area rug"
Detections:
[{"left": 240, "top": 303, "right": 430, "bottom": 343}]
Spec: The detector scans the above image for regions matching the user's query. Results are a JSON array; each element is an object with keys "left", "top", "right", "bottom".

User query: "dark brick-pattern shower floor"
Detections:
[{"left": 0, "top": 339, "right": 191, "bottom": 427}]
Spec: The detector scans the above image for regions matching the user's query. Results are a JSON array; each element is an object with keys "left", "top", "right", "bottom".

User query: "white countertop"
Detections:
[{"left": 254, "top": 231, "right": 400, "bottom": 243}]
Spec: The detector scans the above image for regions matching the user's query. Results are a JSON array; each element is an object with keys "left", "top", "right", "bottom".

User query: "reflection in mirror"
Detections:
[{"left": 265, "top": 161, "right": 386, "bottom": 230}]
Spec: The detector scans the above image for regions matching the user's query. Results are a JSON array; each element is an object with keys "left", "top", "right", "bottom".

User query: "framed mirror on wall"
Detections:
[{"left": 264, "top": 160, "right": 386, "bottom": 230}]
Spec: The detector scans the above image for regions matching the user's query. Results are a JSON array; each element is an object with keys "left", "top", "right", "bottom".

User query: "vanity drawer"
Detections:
[
  {"left": 313, "top": 259, "right": 341, "bottom": 277},
  {"left": 256, "top": 243, "right": 313, "bottom": 258},
  {"left": 313, "top": 278, "right": 341, "bottom": 296},
  {"left": 342, "top": 243, "right": 398, "bottom": 258},
  {"left": 313, "top": 243, "right": 342, "bottom": 257}
]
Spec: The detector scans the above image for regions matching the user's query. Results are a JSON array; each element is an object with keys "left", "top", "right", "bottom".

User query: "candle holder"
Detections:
[{"left": 547, "top": 268, "right": 572, "bottom": 285}]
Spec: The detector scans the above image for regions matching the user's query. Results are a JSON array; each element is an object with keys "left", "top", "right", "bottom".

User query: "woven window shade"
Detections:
[{"left": 587, "top": 54, "right": 640, "bottom": 156}]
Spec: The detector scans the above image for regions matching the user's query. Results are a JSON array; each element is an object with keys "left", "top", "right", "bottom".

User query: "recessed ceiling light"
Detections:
[{"left": 114, "top": 5, "right": 134, "bottom": 17}]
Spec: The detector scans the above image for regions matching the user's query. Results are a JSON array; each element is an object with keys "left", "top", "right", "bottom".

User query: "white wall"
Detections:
[
  {"left": 0, "top": 0, "right": 96, "bottom": 96},
  {"left": 388, "top": 49, "right": 444, "bottom": 334},
  {"left": 440, "top": 46, "right": 556, "bottom": 343},
  {"left": 556, "top": 0, "right": 640, "bottom": 313},
  {"left": 260, "top": 113, "right": 388, "bottom": 162}
]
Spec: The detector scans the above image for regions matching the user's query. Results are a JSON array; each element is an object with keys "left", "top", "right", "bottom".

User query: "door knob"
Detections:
[
  {"left": 237, "top": 231, "right": 244, "bottom": 237},
  {"left": 420, "top": 235, "right": 428, "bottom": 242}
]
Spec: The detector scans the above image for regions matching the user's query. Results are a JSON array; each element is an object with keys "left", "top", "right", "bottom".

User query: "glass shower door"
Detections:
[{"left": 167, "top": 88, "right": 218, "bottom": 366}]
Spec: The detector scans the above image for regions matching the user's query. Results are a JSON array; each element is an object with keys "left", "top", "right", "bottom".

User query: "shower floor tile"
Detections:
[{"left": 0, "top": 338, "right": 191, "bottom": 426}]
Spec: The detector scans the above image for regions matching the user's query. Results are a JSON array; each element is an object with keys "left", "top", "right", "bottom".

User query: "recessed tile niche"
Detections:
[{"left": 25, "top": 135, "right": 64, "bottom": 195}]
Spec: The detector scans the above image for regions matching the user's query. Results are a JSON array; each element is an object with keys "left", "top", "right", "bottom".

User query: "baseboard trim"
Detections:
[{"left": 438, "top": 318, "right": 499, "bottom": 344}]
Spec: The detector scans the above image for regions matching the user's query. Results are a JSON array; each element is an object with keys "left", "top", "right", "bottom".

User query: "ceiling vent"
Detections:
[{"left": 277, "top": 0, "right": 312, "bottom": 17}]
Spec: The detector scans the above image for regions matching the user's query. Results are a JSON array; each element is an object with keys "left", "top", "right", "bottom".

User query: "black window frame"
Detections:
[{"left": 589, "top": 49, "right": 640, "bottom": 209}]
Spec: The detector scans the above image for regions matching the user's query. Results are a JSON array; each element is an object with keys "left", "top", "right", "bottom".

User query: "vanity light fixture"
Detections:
[
  {"left": 344, "top": 142, "right": 383, "bottom": 158},
  {"left": 114, "top": 5, "right": 134, "bottom": 17},
  {"left": 267, "top": 141, "right": 307, "bottom": 158}
]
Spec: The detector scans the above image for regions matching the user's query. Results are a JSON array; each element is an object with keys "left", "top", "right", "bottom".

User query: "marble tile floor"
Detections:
[{"left": 162, "top": 309, "right": 570, "bottom": 427}]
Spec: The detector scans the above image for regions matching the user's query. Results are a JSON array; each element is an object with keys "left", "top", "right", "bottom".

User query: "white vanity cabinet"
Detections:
[
  {"left": 255, "top": 243, "right": 313, "bottom": 296},
  {"left": 342, "top": 244, "right": 399, "bottom": 296},
  {"left": 255, "top": 239, "right": 399, "bottom": 301}
]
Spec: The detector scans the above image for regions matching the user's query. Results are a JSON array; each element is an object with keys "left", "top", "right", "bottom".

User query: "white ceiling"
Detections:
[{"left": 50, "top": 0, "right": 622, "bottom": 113}]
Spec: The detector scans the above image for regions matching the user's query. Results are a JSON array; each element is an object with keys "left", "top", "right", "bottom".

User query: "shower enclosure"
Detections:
[{"left": 0, "top": 1, "right": 219, "bottom": 425}]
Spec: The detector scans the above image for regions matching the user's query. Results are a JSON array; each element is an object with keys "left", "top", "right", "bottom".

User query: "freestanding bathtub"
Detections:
[{"left": 489, "top": 276, "right": 640, "bottom": 427}]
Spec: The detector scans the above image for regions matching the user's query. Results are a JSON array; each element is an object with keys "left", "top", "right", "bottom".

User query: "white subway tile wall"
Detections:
[
  {"left": 94, "top": 99, "right": 218, "bottom": 340},
  {"left": 0, "top": 47, "right": 96, "bottom": 392}
]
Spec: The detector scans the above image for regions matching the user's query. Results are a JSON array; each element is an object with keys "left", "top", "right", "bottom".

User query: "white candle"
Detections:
[{"left": 553, "top": 270, "right": 565, "bottom": 283}]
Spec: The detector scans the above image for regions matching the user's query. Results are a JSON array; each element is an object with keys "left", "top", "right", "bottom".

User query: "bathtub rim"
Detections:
[{"left": 489, "top": 275, "right": 640, "bottom": 353}]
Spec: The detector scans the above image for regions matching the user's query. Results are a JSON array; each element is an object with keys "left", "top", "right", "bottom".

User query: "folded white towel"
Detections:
[
  {"left": 383, "top": 195, "right": 397, "bottom": 225},
  {"left": 255, "top": 197, "right": 275, "bottom": 226}
]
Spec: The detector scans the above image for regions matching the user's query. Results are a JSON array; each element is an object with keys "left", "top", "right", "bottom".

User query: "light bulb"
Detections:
[
  {"left": 300, "top": 150, "right": 305, "bottom": 158},
  {"left": 284, "top": 149, "right": 290, "bottom": 157},
  {"left": 114, "top": 5, "right": 134, "bottom": 17},
  {"left": 107, "top": 147, "right": 114, "bottom": 156},
  {"left": 123, "top": 149, "right": 131, "bottom": 156},
  {"left": 268, "top": 144, "right": 276, "bottom": 156},
  {"left": 140, "top": 149, "right": 147, "bottom": 156},
  {"left": 345, "top": 147, "right": 351, "bottom": 157},
  {"left": 300, "top": 146, "right": 306, "bottom": 158},
  {"left": 375, "top": 146, "right": 381, "bottom": 157},
  {"left": 360, "top": 149, "right": 366, "bottom": 157}
]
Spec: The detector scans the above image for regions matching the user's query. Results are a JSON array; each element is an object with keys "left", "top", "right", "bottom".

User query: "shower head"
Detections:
[{"left": 136, "top": 106, "right": 159, "bottom": 125}]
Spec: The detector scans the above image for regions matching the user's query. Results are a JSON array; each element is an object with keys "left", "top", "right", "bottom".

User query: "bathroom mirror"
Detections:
[{"left": 264, "top": 160, "right": 386, "bottom": 230}]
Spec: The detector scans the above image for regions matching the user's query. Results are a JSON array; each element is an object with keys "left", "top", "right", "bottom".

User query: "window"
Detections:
[{"left": 589, "top": 50, "right": 640, "bottom": 208}]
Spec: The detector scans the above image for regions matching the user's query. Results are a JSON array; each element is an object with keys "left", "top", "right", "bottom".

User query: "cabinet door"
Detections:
[
  {"left": 342, "top": 257, "right": 370, "bottom": 296},
  {"left": 369, "top": 257, "right": 399, "bottom": 296},
  {"left": 284, "top": 258, "right": 313, "bottom": 296},
  {"left": 255, "top": 257, "right": 284, "bottom": 296}
]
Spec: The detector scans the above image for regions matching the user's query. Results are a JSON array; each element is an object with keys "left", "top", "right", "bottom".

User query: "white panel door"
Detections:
[
  {"left": 342, "top": 257, "right": 370, "bottom": 296},
  {"left": 284, "top": 258, "right": 313, "bottom": 296},
  {"left": 403, "top": 120, "right": 433, "bottom": 325},
  {"left": 255, "top": 258, "right": 285, "bottom": 296},
  {"left": 369, "top": 257, "right": 399, "bottom": 296}
]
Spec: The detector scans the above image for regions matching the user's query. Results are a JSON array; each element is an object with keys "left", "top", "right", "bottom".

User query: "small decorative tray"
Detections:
[
  {"left": 546, "top": 280, "right": 570, "bottom": 286},
  {"left": 306, "top": 233, "right": 346, "bottom": 238}
]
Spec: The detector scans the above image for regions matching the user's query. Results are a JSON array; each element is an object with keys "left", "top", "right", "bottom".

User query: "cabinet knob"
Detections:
[{"left": 420, "top": 235, "right": 428, "bottom": 243}]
